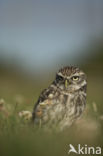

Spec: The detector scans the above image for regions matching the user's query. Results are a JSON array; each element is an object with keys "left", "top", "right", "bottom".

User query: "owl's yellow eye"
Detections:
[{"left": 72, "top": 76, "right": 79, "bottom": 81}]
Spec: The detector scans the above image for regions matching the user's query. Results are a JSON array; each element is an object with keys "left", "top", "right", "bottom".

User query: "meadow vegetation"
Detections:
[{"left": 0, "top": 49, "right": 103, "bottom": 156}]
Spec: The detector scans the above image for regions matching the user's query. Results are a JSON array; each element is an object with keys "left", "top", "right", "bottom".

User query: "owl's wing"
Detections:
[{"left": 32, "top": 86, "right": 55, "bottom": 120}]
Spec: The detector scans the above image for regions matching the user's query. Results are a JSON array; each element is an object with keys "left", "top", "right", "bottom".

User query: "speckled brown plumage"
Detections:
[{"left": 32, "top": 66, "right": 87, "bottom": 131}]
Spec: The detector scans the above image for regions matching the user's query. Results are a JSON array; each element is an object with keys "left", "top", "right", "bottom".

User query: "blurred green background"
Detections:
[{"left": 0, "top": 1, "right": 103, "bottom": 156}]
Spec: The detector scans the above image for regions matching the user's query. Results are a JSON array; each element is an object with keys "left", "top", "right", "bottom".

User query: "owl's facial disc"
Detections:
[
  {"left": 56, "top": 74, "right": 70, "bottom": 90},
  {"left": 56, "top": 72, "right": 87, "bottom": 92},
  {"left": 56, "top": 66, "right": 87, "bottom": 92}
]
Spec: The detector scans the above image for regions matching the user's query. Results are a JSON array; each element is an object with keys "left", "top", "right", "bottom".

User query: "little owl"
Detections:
[{"left": 32, "top": 66, "right": 87, "bottom": 130}]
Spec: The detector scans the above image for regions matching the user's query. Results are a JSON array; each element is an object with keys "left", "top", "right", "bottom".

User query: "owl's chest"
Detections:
[
  {"left": 42, "top": 93, "right": 73, "bottom": 122},
  {"left": 40, "top": 92, "right": 85, "bottom": 125}
]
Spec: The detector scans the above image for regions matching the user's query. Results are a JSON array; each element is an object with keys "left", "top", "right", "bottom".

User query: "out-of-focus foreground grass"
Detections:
[{"left": 0, "top": 52, "right": 103, "bottom": 156}]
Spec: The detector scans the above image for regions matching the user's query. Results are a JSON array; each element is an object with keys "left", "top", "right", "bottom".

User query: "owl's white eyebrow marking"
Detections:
[
  {"left": 57, "top": 72, "right": 64, "bottom": 77},
  {"left": 58, "top": 72, "right": 70, "bottom": 79},
  {"left": 58, "top": 71, "right": 85, "bottom": 79},
  {"left": 68, "top": 73, "right": 85, "bottom": 79}
]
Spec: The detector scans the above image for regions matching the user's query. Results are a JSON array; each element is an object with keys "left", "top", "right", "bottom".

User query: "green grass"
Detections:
[{"left": 0, "top": 65, "right": 103, "bottom": 156}]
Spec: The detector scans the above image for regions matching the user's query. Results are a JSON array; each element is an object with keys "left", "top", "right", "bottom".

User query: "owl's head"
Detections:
[{"left": 55, "top": 66, "right": 87, "bottom": 92}]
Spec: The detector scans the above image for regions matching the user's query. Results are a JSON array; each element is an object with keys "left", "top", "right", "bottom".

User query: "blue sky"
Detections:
[{"left": 0, "top": 0, "right": 103, "bottom": 70}]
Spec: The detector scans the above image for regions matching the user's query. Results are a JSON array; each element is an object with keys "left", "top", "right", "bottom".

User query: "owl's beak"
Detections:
[{"left": 65, "top": 79, "right": 68, "bottom": 89}]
